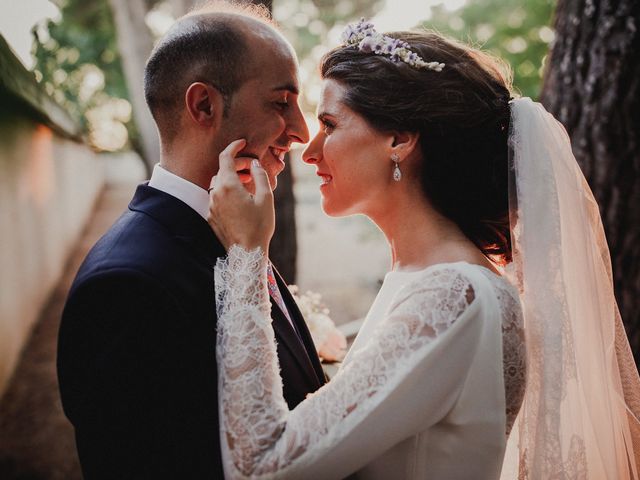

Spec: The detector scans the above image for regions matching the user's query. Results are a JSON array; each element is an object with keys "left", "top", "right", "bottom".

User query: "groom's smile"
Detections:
[
  {"left": 232, "top": 145, "right": 289, "bottom": 184},
  {"left": 216, "top": 24, "right": 309, "bottom": 193}
]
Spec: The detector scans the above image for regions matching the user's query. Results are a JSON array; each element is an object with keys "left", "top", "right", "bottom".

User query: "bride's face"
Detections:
[{"left": 302, "top": 79, "right": 393, "bottom": 216}]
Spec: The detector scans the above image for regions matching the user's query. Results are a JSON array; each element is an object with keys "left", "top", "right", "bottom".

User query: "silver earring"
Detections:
[{"left": 391, "top": 153, "right": 402, "bottom": 182}]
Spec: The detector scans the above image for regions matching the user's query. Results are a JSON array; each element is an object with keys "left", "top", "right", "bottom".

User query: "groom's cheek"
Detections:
[
  {"left": 241, "top": 181, "right": 256, "bottom": 195},
  {"left": 268, "top": 172, "right": 278, "bottom": 191},
  {"left": 258, "top": 164, "right": 279, "bottom": 191}
]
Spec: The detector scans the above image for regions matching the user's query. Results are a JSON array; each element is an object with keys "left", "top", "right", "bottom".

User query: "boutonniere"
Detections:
[{"left": 288, "top": 285, "right": 347, "bottom": 363}]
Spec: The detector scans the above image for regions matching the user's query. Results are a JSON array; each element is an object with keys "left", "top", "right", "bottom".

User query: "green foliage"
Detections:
[
  {"left": 277, "top": 0, "right": 384, "bottom": 58},
  {"left": 32, "top": 0, "right": 135, "bottom": 149},
  {"left": 425, "top": 0, "right": 556, "bottom": 99},
  {"left": 28, "top": 0, "right": 554, "bottom": 149},
  {"left": 275, "top": 0, "right": 385, "bottom": 115}
]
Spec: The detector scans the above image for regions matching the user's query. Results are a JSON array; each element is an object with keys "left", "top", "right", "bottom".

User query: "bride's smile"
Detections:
[{"left": 303, "top": 79, "right": 404, "bottom": 217}]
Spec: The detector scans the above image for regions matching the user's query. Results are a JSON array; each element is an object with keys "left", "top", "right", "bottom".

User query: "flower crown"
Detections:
[{"left": 340, "top": 18, "right": 445, "bottom": 72}]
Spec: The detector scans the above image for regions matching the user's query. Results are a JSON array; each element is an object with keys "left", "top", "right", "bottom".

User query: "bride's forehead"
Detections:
[{"left": 318, "top": 80, "right": 347, "bottom": 110}]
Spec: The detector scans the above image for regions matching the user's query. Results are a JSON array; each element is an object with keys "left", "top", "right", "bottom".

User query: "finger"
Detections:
[
  {"left": 234, "top": 157, "right": 253, "bottom": 184},
  {"left": 218, "top": 139, "right": 247, "bottom": 183},
  {"left": 250, "top": 159, "right": 273, "bottom": 204},
  {"left": 208, "top": 176, "right": 216, "bottom": 195},
  {"left": 234, "top": 157, "right": 252, "bottom": 172}
]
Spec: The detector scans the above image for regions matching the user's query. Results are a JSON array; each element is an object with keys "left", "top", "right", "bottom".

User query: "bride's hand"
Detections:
[{"left": 207, "top": 139, "right": 275, "bottom": 254}]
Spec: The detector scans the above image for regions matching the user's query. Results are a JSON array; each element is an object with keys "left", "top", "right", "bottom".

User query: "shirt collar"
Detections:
[{"left": 148, "top": 164, "right": 210, "bottom": 221}]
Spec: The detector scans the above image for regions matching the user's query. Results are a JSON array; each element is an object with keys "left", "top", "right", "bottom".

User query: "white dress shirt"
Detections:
[
  {"left": 148, "top": 163, "right": 297, "bottom": 330},
  {"left": 148, "top": 164, "right": 210, "bottom": 221}
]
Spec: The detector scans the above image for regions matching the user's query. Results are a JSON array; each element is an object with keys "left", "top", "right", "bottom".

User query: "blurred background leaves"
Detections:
[
  {"left": 32, "top": 0, "right": 136, "bottom": 152},
  {"left": 426, "top": 0, "right": 555, "bottom": 98}
]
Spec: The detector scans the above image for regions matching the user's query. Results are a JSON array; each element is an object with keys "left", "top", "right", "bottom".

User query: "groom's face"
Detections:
[{"left": 218, "top": 35, "right": 309, "bottom": 192}]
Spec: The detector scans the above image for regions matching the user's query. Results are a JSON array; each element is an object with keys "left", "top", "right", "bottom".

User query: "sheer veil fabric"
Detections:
[{"left": 500, "top": 98, "right": 640, "bottom": 479}]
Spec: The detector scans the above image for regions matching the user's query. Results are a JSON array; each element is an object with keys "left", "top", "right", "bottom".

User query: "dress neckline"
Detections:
[
  {"left": 386, "top": 261, "right": 500, "bottom": 279},
  {"left": 384, "top": 261, "right": 518, "bottom": 295}
]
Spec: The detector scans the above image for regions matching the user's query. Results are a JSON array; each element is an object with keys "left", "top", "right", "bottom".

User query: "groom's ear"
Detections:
[
  {"left": 184, "top": 82, "right": 224, "bottom": 130},
  {"left": 390, "top": 131, "right": 420, "bottom": 160}
]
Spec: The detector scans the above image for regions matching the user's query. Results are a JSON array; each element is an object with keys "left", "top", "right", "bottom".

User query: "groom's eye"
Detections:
[{"left": 274, "top": 98, "right": 289, "bottom": 110}]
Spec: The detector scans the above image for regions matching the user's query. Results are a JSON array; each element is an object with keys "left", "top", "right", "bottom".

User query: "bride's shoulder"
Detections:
[
  {"left": 391, "top": 261, "right": 493, "bottom": 300},
  {"left": 387, "top": 262, "right": 500, "bottom": 327}
]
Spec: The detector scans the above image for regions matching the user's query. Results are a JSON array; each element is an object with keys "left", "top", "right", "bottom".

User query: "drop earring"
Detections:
[{"left": 391, "top": 153, "right": 402, "bottom": 182}]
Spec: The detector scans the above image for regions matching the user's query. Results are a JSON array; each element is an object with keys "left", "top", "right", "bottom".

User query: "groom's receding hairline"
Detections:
[
  {"left": 143, "top": 1, "right": 278, "bottom": 144},
  {"left": 183, "top": 0, "right": 274, "bottom": 25}
]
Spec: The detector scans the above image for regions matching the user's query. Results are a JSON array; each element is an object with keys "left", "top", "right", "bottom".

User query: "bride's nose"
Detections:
[{"left": 302, "top": 133, "right": 323, "bottom": 164}]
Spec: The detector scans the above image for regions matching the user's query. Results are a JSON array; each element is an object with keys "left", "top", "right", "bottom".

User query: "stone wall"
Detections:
[{"left": 0, "top": 36, "right": 105, "bottom": 398}]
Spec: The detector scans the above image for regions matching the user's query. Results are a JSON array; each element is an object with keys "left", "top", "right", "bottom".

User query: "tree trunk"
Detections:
[
  {"left": 250, "top": 0, "right": 297, "bottom": 283},
  {"left": 271, "top": 159, "right": 298, "bottom": 283},
  {"left": 108, "top": 0, "right": 160, "bottom": 173},
  {"left": 540, "top": 0, "right": 640, "bottom": 360}
]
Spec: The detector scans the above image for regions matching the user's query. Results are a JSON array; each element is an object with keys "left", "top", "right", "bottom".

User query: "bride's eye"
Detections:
[{"left": 321, "top": 119, "right": 335, "bottom": 135}]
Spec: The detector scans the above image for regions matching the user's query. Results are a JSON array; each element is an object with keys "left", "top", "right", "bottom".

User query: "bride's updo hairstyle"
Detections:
[{"left": 321, "top": 30, "right": 513, "bottom": 264}]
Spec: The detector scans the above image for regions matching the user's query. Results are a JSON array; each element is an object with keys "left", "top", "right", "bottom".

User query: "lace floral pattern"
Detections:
[
  {"left": 485, "top": 273, "right": 527, "bottom": 435},
  {"left": 215, "top": 247, "right": 527, "bottom": 479}
]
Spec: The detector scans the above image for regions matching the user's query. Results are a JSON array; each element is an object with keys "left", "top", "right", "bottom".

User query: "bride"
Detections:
[{"left": 207, "top": 19, "right": 640, "bottom": 479}]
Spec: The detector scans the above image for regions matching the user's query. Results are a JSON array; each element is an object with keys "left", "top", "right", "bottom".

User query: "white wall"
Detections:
[{"left": 0, "top": 112, "right": 104, "bottom": 398}]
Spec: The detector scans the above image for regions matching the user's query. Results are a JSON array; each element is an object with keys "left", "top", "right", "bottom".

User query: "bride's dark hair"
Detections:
[{"left": 321, "top": 31, "right": 513, "bottom": 264}]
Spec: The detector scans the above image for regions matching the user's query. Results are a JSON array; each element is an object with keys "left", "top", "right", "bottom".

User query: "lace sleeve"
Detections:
[{"left": 215, "top": 249, "right": 485, "bottom": 480}]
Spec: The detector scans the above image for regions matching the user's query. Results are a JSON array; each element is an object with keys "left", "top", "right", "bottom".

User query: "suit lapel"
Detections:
[
  {"left": 270, "top": 302, "right": 321, "bottom": 390},
  {"left": 130, "top": 184, "right": 324, "bottom": 387},
  {"left": 273, "top": 269, "right": 326, "bottom": 386}
]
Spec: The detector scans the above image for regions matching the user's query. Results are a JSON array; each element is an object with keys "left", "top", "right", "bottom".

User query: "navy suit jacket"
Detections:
[{"left": 57, "top": 184, "right": 325, "bottom": 479}]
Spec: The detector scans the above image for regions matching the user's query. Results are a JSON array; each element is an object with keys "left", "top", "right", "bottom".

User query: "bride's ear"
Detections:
[{"left": 390, "top": 131, "right": 420, "bottom": 161}]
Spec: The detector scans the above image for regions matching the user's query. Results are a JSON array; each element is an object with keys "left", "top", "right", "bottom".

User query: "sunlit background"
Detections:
[
  {"left": 0, "top": 0, "right": 555, "bottom": 152},
  {"left": 5, "top": 4, "right": 640, "bottom": 478},
  {"left": 0, "top": 0, "right": 557, "bottom": 324}
]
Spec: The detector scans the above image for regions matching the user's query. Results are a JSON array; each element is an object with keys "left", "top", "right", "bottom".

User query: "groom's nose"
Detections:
[{"left": 286, "top": 102, "right": 310, "bottom": 145}]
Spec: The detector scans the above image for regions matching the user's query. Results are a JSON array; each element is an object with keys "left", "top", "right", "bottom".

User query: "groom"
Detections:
[{"left": 57, "top": 4, "right": 324, "bottom": 479}]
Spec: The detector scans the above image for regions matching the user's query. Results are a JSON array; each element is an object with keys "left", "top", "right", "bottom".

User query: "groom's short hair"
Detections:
[{"left": 144, "top": 1, "right": 274, "bottom": 142}]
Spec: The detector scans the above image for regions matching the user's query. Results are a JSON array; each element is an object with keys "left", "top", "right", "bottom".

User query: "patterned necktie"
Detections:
[{"left": 266, "top": 263, "right": 293, "bottom": 324}]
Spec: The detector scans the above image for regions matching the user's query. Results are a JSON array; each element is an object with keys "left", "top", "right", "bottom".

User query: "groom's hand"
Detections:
[{"left": 207, "top": 139, "right": 275, "bottom": 254}]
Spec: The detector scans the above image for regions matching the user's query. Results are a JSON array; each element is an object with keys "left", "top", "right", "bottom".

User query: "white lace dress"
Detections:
[{"left": 214, "top": 246, "right": 526, "bottom": 480}]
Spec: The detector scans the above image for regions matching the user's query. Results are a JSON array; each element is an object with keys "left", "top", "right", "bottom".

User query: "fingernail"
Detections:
[{"left": 251, "top": 159, "right": 261, "bottom": 168}]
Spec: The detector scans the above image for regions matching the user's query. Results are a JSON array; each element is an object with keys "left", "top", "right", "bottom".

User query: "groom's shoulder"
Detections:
[
  {"left": 90, "top": 208, "right": 171, "bottom": 262},
  {"left": 73, "top": 207, "right": 184, "bottom": 287}
]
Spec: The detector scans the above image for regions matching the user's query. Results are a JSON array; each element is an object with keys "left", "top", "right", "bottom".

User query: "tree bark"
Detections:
[
  {"left": 108, "top": 0, "right": 160, "bottom": 173},
  {"left": 540, "top": 0, "right": 640, "bottom": 360},
  {"left": 271, "top": 159, "right": 298, "bottom": 283},
  {"left": 250, "top": 0, "right": 297, "bottom": 283}
]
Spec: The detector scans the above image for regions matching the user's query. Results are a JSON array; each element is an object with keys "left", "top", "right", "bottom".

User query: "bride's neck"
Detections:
[{"left": 369, "top": 185, "right": 473, "bottom": 272}]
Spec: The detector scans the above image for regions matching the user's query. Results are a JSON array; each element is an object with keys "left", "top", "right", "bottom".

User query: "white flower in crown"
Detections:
[
  {"left": 288, "top": 285, "right": 347, "bottom": 363},
  {"left": 341, "top": 18, "right": 445, "bottom": 72}
]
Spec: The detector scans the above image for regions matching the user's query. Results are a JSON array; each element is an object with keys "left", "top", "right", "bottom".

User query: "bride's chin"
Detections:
[
  {"left": 321, "top": 199, "right": 353, "bottom": 218},
  {"left": 320, "top": 199, "right": 338, "bottom": 217},
  {"left": 323, "top": 209, "right": 344, "bottom": 218}
]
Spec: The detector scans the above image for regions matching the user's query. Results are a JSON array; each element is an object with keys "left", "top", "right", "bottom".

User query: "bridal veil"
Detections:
[{"left": 500, "top": 97, "right": 640, "bottom": 479}]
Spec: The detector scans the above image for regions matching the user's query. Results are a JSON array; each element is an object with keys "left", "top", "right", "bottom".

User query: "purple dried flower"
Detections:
[
  {"left": 381, "top": 41, "right": 394, "bottom": 55},
  {"left": 358, "top": 36, "right": 377, "bottom": 53},
  {"left": 340, "top": 18, "right": 445, "bottom": 72}
]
